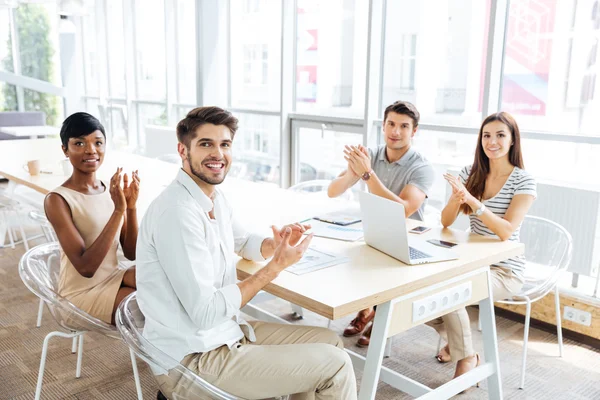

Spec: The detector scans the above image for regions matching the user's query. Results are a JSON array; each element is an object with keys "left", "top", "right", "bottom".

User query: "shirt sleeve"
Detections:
[
  {"left": 408, "top": 164, "right": 436, "bottom": 196},
  {"left": 232, "top": 212, "right": 267, "bottom": 261},
  {"left": 154, "top": 206, "right": 242, "bottom": 330},
  {"left": 514, "top": 171, "right": 537, "bottom": 199}
]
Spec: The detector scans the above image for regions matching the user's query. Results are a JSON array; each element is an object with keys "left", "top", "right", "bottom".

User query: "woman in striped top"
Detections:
[{"left": 433, "top": 111, "right": 537, "bottom": 385}]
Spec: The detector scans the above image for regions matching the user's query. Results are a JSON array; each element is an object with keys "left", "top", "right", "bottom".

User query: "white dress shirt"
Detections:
[{"left": 136, "top": 169, "right": 266, "bottom": 368}]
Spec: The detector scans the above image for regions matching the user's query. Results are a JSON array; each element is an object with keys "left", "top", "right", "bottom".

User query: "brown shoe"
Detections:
[
  {"left": 356, "top": 322, "right": 372, "bottom": 347},
  {"left": 343, "top": 309, "right": 375, "bottom": 337}
]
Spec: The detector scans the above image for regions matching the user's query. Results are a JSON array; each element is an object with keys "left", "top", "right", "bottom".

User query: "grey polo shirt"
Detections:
[{"left": 367, "top": 145, "right": 435, "bottom": 221}]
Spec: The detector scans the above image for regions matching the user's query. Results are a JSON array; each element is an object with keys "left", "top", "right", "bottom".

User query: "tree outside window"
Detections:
[{"left": 2, "top": 4, "right": 59, "bottom": 125}]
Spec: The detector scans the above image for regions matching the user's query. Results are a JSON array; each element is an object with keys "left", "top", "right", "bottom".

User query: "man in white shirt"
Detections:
[{"left": 136, "top": 106, "right": 357, "bottom": 400}]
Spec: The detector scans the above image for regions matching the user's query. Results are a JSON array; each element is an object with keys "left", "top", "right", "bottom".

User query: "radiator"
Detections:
[
  {"left": 445, "top": 170, "right": 600, "bottom": 277},
  {"left": 530, "top": 182, "right": 600, "bottom": 278}
]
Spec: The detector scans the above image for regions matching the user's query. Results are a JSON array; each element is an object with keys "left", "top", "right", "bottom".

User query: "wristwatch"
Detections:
[
  {"left": 361, "top": 170, "right": 374, "bottom": 181},
  {"left": 474, "top": 203, "right": 486, "bottom": 216}
]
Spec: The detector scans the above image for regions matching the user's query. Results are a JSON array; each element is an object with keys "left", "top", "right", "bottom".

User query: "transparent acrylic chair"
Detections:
[
  {"left": 28, "top": 210, "right": 57, "bottom": 329},
  {"left": 0, "top": 194, "right": 31, "bottom": 250},
  {"left": 438, "top": 216, "right": 573, "bottom": 389},
  {"left": 116, "top": 292, "right": 289, "bottom": 400},
  {"left": 497, "top": 215, "right": 573, "bottom": 389},
  {"left": 19, "top": 243, "right": 143, "bottom": 400}
]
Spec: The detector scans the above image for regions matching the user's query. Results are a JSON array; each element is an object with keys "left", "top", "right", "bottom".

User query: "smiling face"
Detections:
[
  {"left": 179, "top": 123, "right": 233, "bottom": 186},
  {"left": 63, "top": 130, "right": 106, "bottom": 173},
  {"left": 481, "top": 120, "right": 513, "bottom": 161},
  {"left": 383, "top": 112, "right": 417, "bottom": 150}
]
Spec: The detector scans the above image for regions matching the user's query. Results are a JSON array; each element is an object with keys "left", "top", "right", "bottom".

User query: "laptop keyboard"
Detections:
[{"left": 409, "top": 246, "right": 431, "bottom": 260}]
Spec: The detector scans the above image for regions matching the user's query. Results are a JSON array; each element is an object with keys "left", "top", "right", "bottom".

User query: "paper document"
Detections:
[
  {"left": 287, "top": 248, "right": 349, "bottom": 275},
  {"left": 306, "top": 219, "right": 363, "bottom": 241}
]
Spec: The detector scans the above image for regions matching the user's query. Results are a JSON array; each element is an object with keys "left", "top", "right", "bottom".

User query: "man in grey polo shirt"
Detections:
[{"left": 328, "top": 100, "right": 435, "bottom": 347}]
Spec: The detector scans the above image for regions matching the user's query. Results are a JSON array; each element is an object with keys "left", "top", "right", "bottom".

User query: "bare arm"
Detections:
[
  {"left": 365, "top": 176, "right": 426, "bottom": 217},
  {"left": 119, "top": 209, "right": 138, "bottom": 260},
  {"left": 119, "top": 171, "right": 140, "bottom": 260},
  {"left": 327, "top": 169, "right": 360, "bottom": 198},
  {"left": 441, "top": 197, "right": 462, "bottom": 227},
  {"left": 45, "top": 193, "right": 124, "bottom": 278},
  {"left": 465, "top": 195, "right": 535, "bottom": 241},
  {"left": 238, "top": 228, "right": 313, "bottom": 307},
  {"left": 444, "top": 173, "right": 535, "bottom": 240}
]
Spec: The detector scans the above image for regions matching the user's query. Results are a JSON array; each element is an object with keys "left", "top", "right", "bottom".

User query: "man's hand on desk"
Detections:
[{"left": 260, "top": 223, "right": 311, "bottom": 259}]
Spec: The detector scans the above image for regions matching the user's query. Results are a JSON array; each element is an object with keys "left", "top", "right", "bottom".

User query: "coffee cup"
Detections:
[{"left": 23, "top": 160, "right": 41, "bottom": 176}]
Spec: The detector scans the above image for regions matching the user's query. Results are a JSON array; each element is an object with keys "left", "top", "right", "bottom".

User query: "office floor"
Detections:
[{"left": 1, "top": 229, "right": 599, "bottom": 400}]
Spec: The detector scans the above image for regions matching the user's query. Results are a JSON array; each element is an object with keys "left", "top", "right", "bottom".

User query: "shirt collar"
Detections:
[
  {"left": 378, "top": 146, "right": 415, "bottom": 166},
  {"left": 175, "top": 168, "right": 215, "bottom": 212}
]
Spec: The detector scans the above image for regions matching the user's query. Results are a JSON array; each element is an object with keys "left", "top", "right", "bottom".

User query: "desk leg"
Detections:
[
  {"left": 479, "top": 269, "right": 503, "bottom": 400},
  {"left": 358, "top": 301, "right": 393, "bottom": 400}
]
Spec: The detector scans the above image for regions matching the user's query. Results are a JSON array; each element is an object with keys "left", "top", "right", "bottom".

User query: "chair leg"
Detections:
[
  {"left": 18, "top": 219, "right": 29, "bottom": 251},
  {"left": 35, "top": 331, "right": 83, "bottom": 400},
  {"left": 71, "top": 336, "right": 78, "bottom": 354},
  {"left": 36, "top": 299, "right": 44, "bottom": 327},
  {"left": 6, "top": 215, "right": 15, "bottom": 249},
  {"left": 129, "top": 348, "right": 144, "bottom": 400},
  {"left": 290, "top": 303, "right": 304, "bottom": 319},
  {"left": 555, "top": 285, "right": 563, "bottom": 357},
  {"left": 76, "top": 334, "right": 84, "bottom": 378},
  {"left": 478, "top": 312, "right": 482, "bottom": 331},
  {"left": 519, "top": 299, "right": 532, "bottom": 390}
]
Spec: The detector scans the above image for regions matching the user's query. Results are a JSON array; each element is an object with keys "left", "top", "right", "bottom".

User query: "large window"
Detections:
[
  {"left": 228, "top": 113, "right": 281, "bottom": 184},
  {"left": 295, "top": 0, "right": 368, "bottom": 116},
  {"left": 134, "top": 0, "right": 166, "bottom": 102},
  {"left": 294, "top": 124, "right": 363, "bottom": 184},
  {"left": 500, "top": 0, "right": 600, "bottom": 135},
  {"left": 382, "top": 0, "right": 490, "bottom": 127},
  {"left": 106, "top": 0, "right": 126, "bottom": 98},
  {"left": 230, "top": 0, "right": 282, "bottom": 110},
  {"left": 175, "top": 0, "right": 197, "bottom": 104}
]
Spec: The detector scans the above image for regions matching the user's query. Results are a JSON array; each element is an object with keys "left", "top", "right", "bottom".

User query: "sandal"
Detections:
[{"left": 435, "top": 344, "right": 451, "bottom": 363}]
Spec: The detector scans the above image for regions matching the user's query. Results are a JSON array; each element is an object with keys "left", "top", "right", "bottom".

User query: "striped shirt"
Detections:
[{"left": 459, "top": 165, "right": 537, "bottom": 277}]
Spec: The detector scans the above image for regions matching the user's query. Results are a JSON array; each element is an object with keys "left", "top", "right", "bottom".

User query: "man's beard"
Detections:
[{"left": 188, "top": 154, "right": 228, "bottom": 185}]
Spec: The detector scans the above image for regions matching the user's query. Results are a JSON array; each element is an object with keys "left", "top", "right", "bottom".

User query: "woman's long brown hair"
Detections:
[{"left": 460, "top": 112, "right": 524, "bottom": 214}]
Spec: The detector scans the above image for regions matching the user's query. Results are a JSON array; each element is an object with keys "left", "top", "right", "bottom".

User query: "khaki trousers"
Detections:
[
  {"left": 155, "top": 320, "right": 357, "bottom": 400},
  {"left": 426, "top": 266, "right": 524, "bottom": 361}
]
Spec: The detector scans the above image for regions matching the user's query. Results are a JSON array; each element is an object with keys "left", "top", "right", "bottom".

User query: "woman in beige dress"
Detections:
[{"left": 45, "top": 112, "right": 140, "bottom": 325}]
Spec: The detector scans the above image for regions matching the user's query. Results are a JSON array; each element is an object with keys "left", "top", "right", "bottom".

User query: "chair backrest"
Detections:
[
  {"left": 18, "top": 242, "right": 119, "bottom": 338},
  {"left": 116, "top": 293, "right": 247, "bottom": 400},
  {"left": 517, "top": 215, "right": 573, "bottom": 299},
  {"left": 29, "top": 210, "right": 57, "bottom": 241},
  {"left": 289, "top": 179, "right": 355, "bottom": 201}
]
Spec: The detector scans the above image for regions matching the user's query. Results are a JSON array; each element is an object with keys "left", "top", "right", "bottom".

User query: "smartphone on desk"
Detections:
[
  {"left": 427, "top": 239, "right": 458, "bottom": 249},
  {"left": 409, "top": 226, "right": 431, "bottom": 234}
]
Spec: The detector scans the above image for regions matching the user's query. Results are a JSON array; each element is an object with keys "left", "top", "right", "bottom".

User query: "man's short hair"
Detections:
[
  {"left": 60, "top": 112, "right": 106, "bottom": 147},
  {"left": 383, "top": 101, "right": 420, "bottom": 128},
  {"left": 176, "top": 106, "right": 239, "bottom": 148}
]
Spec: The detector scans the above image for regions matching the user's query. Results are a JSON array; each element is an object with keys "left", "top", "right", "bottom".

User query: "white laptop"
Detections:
[{"left": 359, "top": 191, "right": 458, "bottom": 265}]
